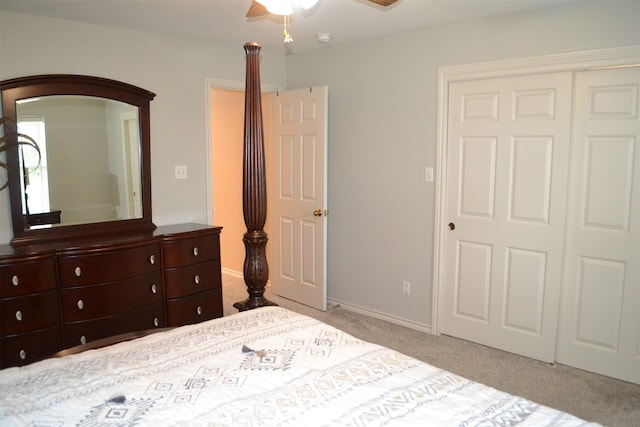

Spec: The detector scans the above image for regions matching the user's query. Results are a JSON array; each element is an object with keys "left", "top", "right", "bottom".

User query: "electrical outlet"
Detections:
[
  {"left": 175, "top": 165, "right": 188, "bottom": 179},
  {"left": 402, "top": 280, "right": 411, "bottom": 296}
]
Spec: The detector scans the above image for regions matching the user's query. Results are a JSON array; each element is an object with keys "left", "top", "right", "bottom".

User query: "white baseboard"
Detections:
[
  {"left": 327, "top": 298, "right": 433, "bottom": 334},
  {"left": 222, "top": 270, "right": 432, "bottom": 333},
  {"left": 221, "top": 268, "right": 242, "bottom": 279},
  {"left": 221, "top": 268, "right": 271, "bottom": 288}
]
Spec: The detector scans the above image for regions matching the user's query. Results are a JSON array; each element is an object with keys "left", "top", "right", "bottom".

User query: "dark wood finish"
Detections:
[
  {"left": 54, "top": 327, "right": 173, "bottom": 357},
  {"left": 2, "top": 326, "right": 62, "bottom": 367},
  {"left": 164, "top": 260, "right": 220, "bottom": 299},
  {"left": 234, "top": 42, "right": 276, "bottom": 311},
  {"left": 163, "top": 233, "right": 220, "bottom": 268},
  {"left": 25, "top": 210, "right": 61, "bottom": 226},
  {"left": 59, "top": 243, "right": 161, "bottom": 286},
  {"left": 166, "top": 289, "right": 223, "bottom": 327},
  {"left": 0, "top": 253, "right": 62, "bottom": 367},
  {"left": 0, "top": 223, "right": 222, "bottom": 368},
  {"left": 0, "top": 74, "right": 156, "bottom": 245},
  {"left": 162, "top": 227, "right": 223, "bottom": 326},
  {"left": 64, "top": 303, "right": 165, "bottom": 347},
  {"left": 0, "top": 255, "right": 56, "bottom": 297},
  {"left": 60, "top": 271, "right": 163, "bottom": 321},
  {"left": 1, "top": 290, "right": 59, "bottom": 334}
]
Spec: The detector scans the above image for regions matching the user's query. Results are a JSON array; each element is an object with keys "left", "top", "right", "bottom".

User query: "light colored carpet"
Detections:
[{"left": 222, "top": 274, "right": 640, "bottom": 426}]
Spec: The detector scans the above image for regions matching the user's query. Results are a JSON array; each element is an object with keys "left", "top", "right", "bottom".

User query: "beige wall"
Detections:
[
  {"left": 0, "top": 11, "right": 286, "bottom": 244},
  {"left": 211, "top": 89, "right": 273, "bottom": 276},
  {"left": 286, "top": 1, "right": 640, "bottom": 327}
]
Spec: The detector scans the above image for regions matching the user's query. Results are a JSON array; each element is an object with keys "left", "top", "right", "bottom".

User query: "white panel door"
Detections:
[
  {"left": 442, "top": 72, "right": 573, "bottom": 362},
  {"left": 271, "top": 86, "right": 328, "bottom": 311},
  {"left": 557, "top": 67, "right": 640, "bottom": 384}
]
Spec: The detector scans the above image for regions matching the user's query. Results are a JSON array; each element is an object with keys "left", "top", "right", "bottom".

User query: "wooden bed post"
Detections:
[{"left": 234, "top": 42, "right": 277, "bottom": 311}]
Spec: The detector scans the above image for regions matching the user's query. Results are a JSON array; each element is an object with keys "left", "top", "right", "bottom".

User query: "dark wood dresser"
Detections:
[{"left": 0, "top": 223, "right": 222, "bottom": 368}]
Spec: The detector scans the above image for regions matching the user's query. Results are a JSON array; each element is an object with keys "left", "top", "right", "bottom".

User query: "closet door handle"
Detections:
[{"left": 448, "top": 222, "right": 455, "bottom": 230}]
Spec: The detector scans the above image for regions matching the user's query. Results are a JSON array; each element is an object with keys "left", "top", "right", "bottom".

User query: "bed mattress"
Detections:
[{"left": 0, "top": 306, "right": 600, "bottom": 426}]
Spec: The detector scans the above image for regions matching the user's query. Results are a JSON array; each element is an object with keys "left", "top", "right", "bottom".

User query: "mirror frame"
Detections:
[{"left": 0, "top": 75, "right": 156, "bottom": 245}]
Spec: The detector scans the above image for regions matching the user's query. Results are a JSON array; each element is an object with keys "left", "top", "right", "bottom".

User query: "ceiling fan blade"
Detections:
[
  {"left": 246, "top": 1, "right": 269, "bottom": 18},
  {"left": 367, "top": 0, "right": 399, "bottom": 6}
]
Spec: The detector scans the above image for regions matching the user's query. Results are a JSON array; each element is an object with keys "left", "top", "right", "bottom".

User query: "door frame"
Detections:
[{"left": 432, "top": 45, "right": 640, "bottom": 334}]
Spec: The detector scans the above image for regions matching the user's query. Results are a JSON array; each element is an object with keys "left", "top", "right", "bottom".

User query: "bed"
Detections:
[{"left": 0, "top": 306, "right": 599, "bottom": 426}]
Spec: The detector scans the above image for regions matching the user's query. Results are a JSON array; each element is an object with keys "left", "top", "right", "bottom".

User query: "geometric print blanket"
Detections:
[{"left": 0, "top": 307, "right": 601, "bottom": 426}]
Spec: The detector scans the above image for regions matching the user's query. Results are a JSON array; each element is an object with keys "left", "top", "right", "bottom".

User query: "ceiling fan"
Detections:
[{"left": 246, "top": 0, "right": 399, "bottom": 18}]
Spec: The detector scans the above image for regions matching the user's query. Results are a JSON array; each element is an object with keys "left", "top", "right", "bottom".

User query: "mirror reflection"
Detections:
[{"left": 16, "top": 95, "right": 142, "bottom": 228}]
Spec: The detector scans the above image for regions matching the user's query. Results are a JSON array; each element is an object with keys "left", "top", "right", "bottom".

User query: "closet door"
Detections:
[
  {"left": 441, "top": 72, "right": 573, "bottom": 362},
  {"left": 557, "top": 67, "right": 640, "bottom": 385}
]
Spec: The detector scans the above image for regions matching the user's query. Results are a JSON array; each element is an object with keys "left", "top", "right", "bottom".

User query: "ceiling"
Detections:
[{"left": 0, "top": 0, "right": 581, "bottom": 54}]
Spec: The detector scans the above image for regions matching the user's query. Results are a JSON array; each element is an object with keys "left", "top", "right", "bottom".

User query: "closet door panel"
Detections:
[
  {"left": 557, "top": 67, "right": 640, "bottom": 385},
  {"left": 442, "top": 72, "right": 573, "bottom": 362}
]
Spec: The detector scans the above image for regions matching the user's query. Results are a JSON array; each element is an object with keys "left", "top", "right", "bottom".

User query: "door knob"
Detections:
[
  {"left": 448, "top": 222, "right": 455, "bottom": 230},
  {"left": 313, "top": 209, "right": 323, "bottom": 217}
]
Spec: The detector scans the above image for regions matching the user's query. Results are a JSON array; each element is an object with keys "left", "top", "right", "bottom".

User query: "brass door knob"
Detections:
[
  {"left": 314, "top": 209, "right": 323, "bottom": 217},
  {"left": 448, "top": 222, "right": 455, "bottom": 230}
]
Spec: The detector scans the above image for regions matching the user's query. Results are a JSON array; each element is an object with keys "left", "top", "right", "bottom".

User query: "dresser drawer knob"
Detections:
[
  {"left": 149, "top": 254, "right": 156, "bottom": 265},
  {"left": 74, "top": 267, "right": 82, "bottom": 277},
  {"left": 196, "top": 306, "right": 203, "bottom": 316},
  {"left": 11, "top": 275, "right": 19, "bottom": 286},
  {"left": 193, "top": 246, "right": 199, "bottom": 257},
  {"left": 77, "top": 299, "right": 84, "bottom": 310},
  {"left": 194, "top": 274, "right": 200, "bottom": 285},
  {"left": 19, "top": 349, "right": 27, "bottom": 360},
  {"left": 80, "top": 335, "right": 87, "bottom": 345},
  {"left": 153, "top": 317, "right": 159, "bottom": 327},
  {"left": 151, "top": 283, "right": 157, "bottom": 294},
  {"left": 15, "top": 310, "right": 23, "bottom": 322}
]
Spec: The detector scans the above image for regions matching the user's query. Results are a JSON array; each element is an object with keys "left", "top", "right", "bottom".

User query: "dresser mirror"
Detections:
[{"left": 0, "top": 75, "right": 156, "bottom": 245}]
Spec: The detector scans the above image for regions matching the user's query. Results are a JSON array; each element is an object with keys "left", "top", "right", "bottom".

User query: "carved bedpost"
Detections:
[{"left": 234, "top": 42, "right": 277, "bottom": 311}]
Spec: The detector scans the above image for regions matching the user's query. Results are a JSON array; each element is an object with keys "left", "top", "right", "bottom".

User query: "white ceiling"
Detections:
[{"left": 0, "top": 0, "right": 582, "bottom": 54}]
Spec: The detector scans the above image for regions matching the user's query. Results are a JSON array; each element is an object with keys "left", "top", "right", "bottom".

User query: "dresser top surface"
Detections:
[{"left": 0, "top": 223, "right": 222, "bottom": 260}]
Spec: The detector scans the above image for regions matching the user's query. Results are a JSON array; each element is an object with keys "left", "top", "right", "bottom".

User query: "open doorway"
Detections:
[{"left": 208, "top": 85, "right": 275, "bottom": 277}]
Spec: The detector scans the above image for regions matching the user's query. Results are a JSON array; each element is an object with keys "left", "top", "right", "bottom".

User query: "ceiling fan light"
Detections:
[
  {"left": 255, "top": 0, "right": 294, "bottom": 16},
  {"left": 298, "top": 0, "right": 320, "bottom": 10}
]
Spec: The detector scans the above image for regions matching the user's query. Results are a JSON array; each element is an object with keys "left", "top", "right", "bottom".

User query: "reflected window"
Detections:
[{"left": 18, "top": 117, "right": 50, "bottom": 215}]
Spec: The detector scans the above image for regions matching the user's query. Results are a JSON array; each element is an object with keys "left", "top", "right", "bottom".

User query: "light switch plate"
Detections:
[
  {"left": 425, "top": 166, "right": 434, "bottom": 182},
  {"left": 175, "top": 165, "right": 188, "bottom": 179}
]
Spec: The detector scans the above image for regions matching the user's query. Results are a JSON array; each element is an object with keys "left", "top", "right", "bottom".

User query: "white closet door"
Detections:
[
  {"left": 442, "top": 72, "right": 573, "bottom": 362},
  {"left": 557, "top": 67, "right": 640, "bottom": 385}
]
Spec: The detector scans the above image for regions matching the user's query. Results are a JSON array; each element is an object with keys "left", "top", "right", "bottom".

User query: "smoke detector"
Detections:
[{"left": 316, "top": 33, "right": 331, "bottom": 43}]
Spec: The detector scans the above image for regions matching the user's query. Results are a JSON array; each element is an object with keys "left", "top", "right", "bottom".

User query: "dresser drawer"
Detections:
[
  {"left": 0, "top": 256, "right": 57, "bottom": 297},
  {"left": 59, "top": 243, "right": 161, "bottom": 286},
  {"left": 60, "top": 271, "right": 162, "bottom": 321},
  {"left": 166, "top": 289, "right": 223, "bottom": 327},
  {"left": 1, "top": 326, "right": 62, "bottom": 368},
  {"left": 63, "top": 303, "right": 165, "bottom": 347},
  {"left": 164, "top": 260, "right": 221, "bottom": 299},
  {"left": 1, "top": 290, "right": 60, "bottom": 335},
  {"left": 163, "top": 234, "right": 220, "bottom": 268}
]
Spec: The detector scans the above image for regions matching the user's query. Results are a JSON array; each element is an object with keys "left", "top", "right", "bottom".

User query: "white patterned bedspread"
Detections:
[{"left": 0, "top": 307, "right": 600, "bottom": 426}]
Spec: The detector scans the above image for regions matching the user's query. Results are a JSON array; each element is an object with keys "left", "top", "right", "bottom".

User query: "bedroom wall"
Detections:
[
  {"left": 0, "top": 11, "right": 286, "bottom": 245},
  {"left": 285, "top": 1, "right": 640, "bottom": 328}
]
